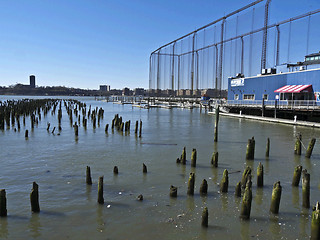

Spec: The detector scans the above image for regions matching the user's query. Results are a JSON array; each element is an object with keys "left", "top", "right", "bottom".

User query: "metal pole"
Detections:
[
  {"left": 261, "top": 0, "right": 271, "bottom": 72},
  {"left": 191, "top": 33, "right": 196, "bottom": 92},
  {"left": 178, "top": 56, "right": 180, "bottom": 93},
  {"left": 218, "top": 19, "right": 226, "bottom": 97},
  {"left": 157, "top": 50, "right": 161, "bottom": 90},
  {"left": 215, "top": 45, "right": 219, "bottom": 91},
  {"left": 196, "top": 51, "right": 199, "bottom": 91},
  {"left": 276, "top": 25, "right": 280, "bottom": 66},
  {"left": 172, "top": 42, "right": 176, "bottom": 92},
  {"left": 149, "top": 54, "right": 152, "bottom": 91},
  {"left": 241, "top": 37, "right": 244, "bottom": 74}
]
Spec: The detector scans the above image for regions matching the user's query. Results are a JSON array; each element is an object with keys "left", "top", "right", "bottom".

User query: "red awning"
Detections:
[{"left": 274, "top": 85, "right": 312, "bottom": 93}]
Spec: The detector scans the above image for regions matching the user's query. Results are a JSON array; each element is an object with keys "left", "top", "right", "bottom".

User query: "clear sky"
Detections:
[{"left": 0, "top": 0, "right": 319, "bottom": 90}]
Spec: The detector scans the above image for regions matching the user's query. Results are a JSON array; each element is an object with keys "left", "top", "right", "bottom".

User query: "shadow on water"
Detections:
[
  {"left": 40, "top": 210, "right": 65, "bottom": 217},
  {"left": 0, "top": 218, "right": 8, "bottom": 239}
]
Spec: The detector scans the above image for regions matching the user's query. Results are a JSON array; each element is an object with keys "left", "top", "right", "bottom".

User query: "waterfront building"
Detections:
[
  {"left": 100, "top": 85, "right": 110, "bottom": 91},
  {"left": 30, "top": 75, "right": 35, "bottom": 88}
]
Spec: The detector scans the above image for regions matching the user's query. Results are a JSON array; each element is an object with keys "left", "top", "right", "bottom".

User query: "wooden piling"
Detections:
[
  {"left": 311, "top": 202, "right": 320, "bottom": 240},
  {"left": 201, "top": 207, "right": 208, "bottom": 227},
  {"left": 181, "top": 147, "right": 186, "bottom": 165},
  {"left": 200, "top": 179, "right": 208, "bottom": 196},
  {"left": 105, "top": 124, "right": 109, "bottom": 133},
  {"left": 294, "top": 133, "right": 302, "bottom": 155},
  {"left": 302, "top": 169, "right": 310, "bottom": 208},
  {"left": 97, "top": 176, "right": 104, "bottom": 204},
  {"left": 135, "top": 120, "right": 138, "bottom": 134},
  {"left": 270, "top": 181, "right": 282, "bottom": 214},
  {"left": 241, "top": 166, "right": 252, "bottom": 188},
  {"left": 246, "top": 137, "right": 255, "bottom": 160},
  {"left": 25, "top": 129, "right": 28, "bottom": 138},
  {"left": 170, "top": 185, "right": 177, "bottom": 198},
  {"left": 265, "top": 138, "right": 270, "bottom": 158},
  {"left": 240, "top": 178, "right": 252, "bottom": 220},
  {"left": 235, "top": 182, "right": 242, "bottom": 197},
  {"left": 191, "top": 148, "right": 197, "bottom": 167},
  {"left": 306, "top": 138, "right": 316, "bottom": 158},
  {"left": 74, "top": 124, "right": 78, "bottom": 137},
  {"left": 86, "top": 166, "right": 92, "bottom": 185},
  {"left": 139, "top": 120, "right": 142, "bottom": 138},
  {"left": 113, "top": 166, "right": 119, "bottom": 174},
  {"left": 47, "top": 123, "right": 50, "bottom": 131},
  {"left": 220, "top": 169, "right": 229, "bottom": 193},
  {"left": 187, "top": 172, "right": 195, "bottom": 195},
  {"left": 30, "top": 182, "right": 40, "bottom": 213},
  {"left": 0, "top": 189, "right": 7, "bottom": 217},
  {"left": 137, "top": 194, "right": 143, "bottom": 201},
  {"left": 214, "top": 105, "right": 219, "bottom": 142},
  {"left": 211, "top": 152, "right": 218, "bottom": 167},
  {"left": 257, "top": 162, "right": 263, "bottom": 188},
  {"left": 143, "top": 163, "right": 147, "bottom": 173},
  {"left": 292, "top": 165, "right": 302, "bottom": 187}
]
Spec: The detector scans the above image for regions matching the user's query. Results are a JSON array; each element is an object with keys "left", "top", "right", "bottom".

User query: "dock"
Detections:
[{"left": 208, "top": 111, "right": 320, "bottom": 128}]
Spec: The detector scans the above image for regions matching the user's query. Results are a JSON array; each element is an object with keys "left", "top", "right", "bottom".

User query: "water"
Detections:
[{"left": 0, "top": 95, "right": 320, "bottom": 239}]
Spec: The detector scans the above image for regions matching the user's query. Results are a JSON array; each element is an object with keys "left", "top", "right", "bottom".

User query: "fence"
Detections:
[
  {"left": 149, "top": 0, "right": 320, "bottom": 96},
  {"left": 226, "top": 100, "right": 320, "bottom": 110}
]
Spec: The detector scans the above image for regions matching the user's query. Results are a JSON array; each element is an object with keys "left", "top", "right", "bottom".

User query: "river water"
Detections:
[{"left": 0, "top": 95, "right": 320, "bottom": 240}]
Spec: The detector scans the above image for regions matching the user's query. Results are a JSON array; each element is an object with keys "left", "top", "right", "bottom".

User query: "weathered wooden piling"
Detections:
[
  {"left": 302, "top": 169, "right": 310, "bottom": 208},
  {"left": 143, "top": 163, "right": 147, "bottom": 173},
  {"left": 181, "top": 147, "right": 186, "bottom": 165},
  {"left": 311, "top": 202, "right": 320, "bottom": 240},
  {"left": 30, "top": 182, "right": 40, "bottom": 213},
  {"left": 240, "top": 178, "right": 252, "bottom": 220},
  {"left": 214, "top": 105, "right": 219, "bottom": 142},
  {"left": 292, "top": 165, "right": 302, "bottom": 187},
  {"left": 220, "top": 169, "right": 229, "bottom": 193},
  {"left": 120, "top": 122, "right": 124, "bottom": 132},
  {"left": 86, "top": 166, "right": 92, "bottom": 185},
  {"left": 111, "top": 119, "right": 115, "bottom": 129},
  {"left": 187, "top": 172, "right": 195, "bottom": 195},
  {"left": 51, "top": 127, "right": 56, "bottom": 134},
  {"left": 176, "top": 157, "right": 181, "bottom": 163},
  {"left": 105, "top": 124, "right": 109, "bottom": 133},
  {"left": 235, "top": 182, "right": 242, "bottom": 197},
  {"left": 137, "top": 194, "right": 143, "bottom": 201},
  {"left": 135, "top": 120, "right": 138, "bottom": 134},
  {"left": 306, "top": 138, "right": 316, "bottom": 158},
  {"left": 0, "top": 189, "right": 7, "bottom": 217},
  {"left": 201, "top": 207, "right": 208, "bottom": 227},
  {"left": 113, "top": 166, "right": 119, "bottom": 174},
  {"left": 47, "top": 123, "right": 50, "bottom": 131},
  {"left": 294, "top": 133, "right": 302, "bottom": 155},
  {"left": 25, "top": 129, "right": 29, "bottom": 138},
  {"left": 270, "top": 181, "right": 282, "bottom": 214},
  {"left": 257, "top": 162, "right": 264, "bottom": 187},
  {"left": 211, "top": 152, "right": 218, "bottom": 167},
  {"left": 170, "top": 185, "right": 177, "bottom": 198},
  {"left": 200, "top": 179, "right": 208, "bottom": 195},
  {"left": 191, "top": 148, "right": 197, "bottom": 167},
  {"left": 139, "top": 120, "right": 142, "bottom": 138},
  {"left": 265, "top": 138, "right": 270, "bottom": 157},
  {"left": 97, "top": 176, "right": 104, "bottom": 204},
  {"left": 74, "top": 124, "right": 78, "bottom": 137},
  {"left": 241, "top": 166, "right": 252, "bottom": 188},
  {"left": 246, "top": 137, "right": 255, "bottom": 160}
]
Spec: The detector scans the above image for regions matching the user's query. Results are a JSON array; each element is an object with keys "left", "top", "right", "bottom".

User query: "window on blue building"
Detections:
[
  {"left": 234, "top": 94, "right": 239, "bottom": 100},
  {"left": 243, "top": 94, "right": 255, "bottom": 100},
  {"left": 263, "top": 94, "right": 268, "bottom": 100}
]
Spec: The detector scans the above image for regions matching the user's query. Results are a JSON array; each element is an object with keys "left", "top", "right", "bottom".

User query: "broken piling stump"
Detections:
[
  {"left": 187, "top": 173, "right": 195, "bottom": 196},
  {"left": 191, "top": 148, "right": 197, "bottom": 167},
  {"left": 240, "top": 178, "right": 252, "bottom": 220},
  {"left": 241, "top": 166, "right": 252, "bottom": 188},
  {"left": 306, "top": 138, "right": 316, "bottom": 158},
  {"left": 302, "top": 169, "right": 310, "bottom": 208},
  {"left": 257, "top": 162, "right": 263, "bottom": 188},
  {"left": 311, "top": 202, "right": 320, "bottom": 240},
  {"left": 143, "top": 163, "right": 147, "bottom": 173},
  {"left": 86, "top": 166, "right": 92, "bottom": 185},
  {"left": 30, "top": 182, "right": 40, "bottom": 213},
  {"left": 113, "top": 166, "right": 119, "bottom": 174},
  {"left": 235, "top": 182, "right": 242, "bottom": 197},
  {"left": 200, "top": 179, "right": 208, "bottom": 196},
  {"left": 214, "top": 105, "right": 219, "bottom": 142},
  {"left": 266, "top": 138, "right": 270, "bottom": 157},
  {"left": 220, "top": 169, "right": 229, "bottom": 193},
  {"left": 97, "top": 176, "right": 104, "bottom": 204},
  {"left": 0, "top": 189, "right": 7, "bottom": 217},
  {"left": 170, "top": 185, "right": 177, "bottom": 198},
  {"left": 201, "top": 207, "right": 208, "bottom": 227},
  {"left": 181, "top": 147, "right": 186, "bottom": 165},
  {"left": 139, "top": 120, "right": 142, "bottom": 138},
  {"left": 246, "top": 137, "right": 255, "bottom": 160},
  {"left": 270, "top": 181, "right": 282, "bottom": 214},
  {"left": 25, "top": 129, "right": 29, "bottom": 138},
  {"left": 292, "top": 165, "right": 302, "bottom": 187},
  {"left": 294, "top": 133, "right": 302, "bottom": 155},
  {"left": 211, "top": 152, "right": 218, "bottom": 167},
  {"left": 135, "top": 120, "right": 138, "bottom": 134}
]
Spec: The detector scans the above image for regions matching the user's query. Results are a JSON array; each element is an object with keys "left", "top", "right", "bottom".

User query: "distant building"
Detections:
[
  {"left": 133, "top": 88, "right": 145, "bottom": 96},
  {"left": 30, "top": 75, "right": 35, "bottom": 88},
  {"left": 100, "top": 85, "right": 110, "bottom": 91},
  {"left": 122, "top": 87, "right": 130, "bottom": 96}
]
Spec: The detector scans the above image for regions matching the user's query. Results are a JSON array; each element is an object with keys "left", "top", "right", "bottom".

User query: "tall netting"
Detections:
[{"left": 149, "top": 0, "right": 320, "bottom": 97}]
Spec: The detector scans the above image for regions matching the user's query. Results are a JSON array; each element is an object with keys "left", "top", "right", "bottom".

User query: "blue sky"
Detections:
[{"left": 0, "top": 0, "right": 319, "bottom": 90}]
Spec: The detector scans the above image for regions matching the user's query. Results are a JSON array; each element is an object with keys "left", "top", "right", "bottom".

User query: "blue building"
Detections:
[{"left": 228, "top": 53, "right": 320, "bottom": 103}]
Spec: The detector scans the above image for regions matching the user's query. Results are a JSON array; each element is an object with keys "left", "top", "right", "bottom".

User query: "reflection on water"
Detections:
[
  {"left": 29, "top": 214, "right": 41, "bottom": 239},
  {"left": 0, "top": 219, "right": 8, "bottom": 239}
]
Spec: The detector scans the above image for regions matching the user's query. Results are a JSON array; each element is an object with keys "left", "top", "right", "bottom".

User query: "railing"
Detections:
[{"left": 226, "top": 100, "right": 320, "bottom": 110}]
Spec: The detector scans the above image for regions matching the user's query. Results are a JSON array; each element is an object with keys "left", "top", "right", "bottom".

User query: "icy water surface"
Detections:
[{"left": 0, "top": 96, "right": 320, "bottom": 239}]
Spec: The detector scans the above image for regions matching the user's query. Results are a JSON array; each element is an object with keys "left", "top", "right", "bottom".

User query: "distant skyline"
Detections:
[{"left": 1, "top": 0, "right": 319, "bottom": 90}]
